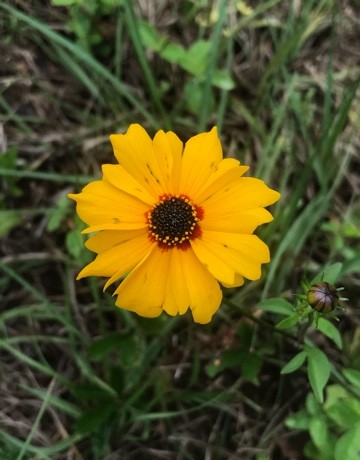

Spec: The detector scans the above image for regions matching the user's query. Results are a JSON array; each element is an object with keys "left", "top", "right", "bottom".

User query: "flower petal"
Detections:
[
  {"left": 180, "top": 248, "right": 223, "bottom": 324},
  {"left": 190, "top": 239, "right": 236, "bottom": 286},
  {"left": 114, "top": 246, "right": 170, "bottom": 318},
  {"left": 194, "top": 230, "right": 270, "bottom": 283},
  {"left": 102, "top": 164, "right": 154, "bottom": 205},
  {"left": 68, "top": 180, "right": 148, "bottom": 227},
  {"left": 203, "top": 177, "right": 280, "bottom": 215},
  {"left": 152, "top": 130, "right": 183, "bottom": 194},
  {"left": 110, "top": 124, "right": 164, "bottom": 198},
  {"left": 77, "top": 233, "right": 152, "bottom": 280},
  {"left": 163, "top": 249, "right": 190, "bottom": 316},
  {"left": 221, "top": 273, "right": 245, "bottom": 288},
  {"left": 85, "top": 229, "right": 146, "bottom": 253},
  {"left": 180, "top": 127, "right": 223, "bottom": 200},
  {"left": 202, "top": 207, "right": 274, "bottom": 233},
  {"left": 196, "top": 159, "right": 249, "bottom": 203}
]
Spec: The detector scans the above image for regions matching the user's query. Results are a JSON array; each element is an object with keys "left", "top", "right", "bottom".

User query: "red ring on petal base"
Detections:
[{"left": 146, "top": 194, "right": 203, "bottom": 251}]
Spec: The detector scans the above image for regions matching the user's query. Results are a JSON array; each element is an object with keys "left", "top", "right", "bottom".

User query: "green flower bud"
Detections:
[{"left": 307, "top": 281, "right": 339, "bottom": 313}]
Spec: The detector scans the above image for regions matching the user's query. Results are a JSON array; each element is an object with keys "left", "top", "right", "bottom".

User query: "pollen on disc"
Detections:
[{"left": 147, "top": 195, "right": 203, "bottom": 250}]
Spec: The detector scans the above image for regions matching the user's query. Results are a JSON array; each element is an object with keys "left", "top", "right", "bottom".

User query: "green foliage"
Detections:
[
  {"left": 281, "top": 346, "right": 331, "bottom": 404},
  {"left": 286, "top": 386, "right": 360, "bottom": 460},
  {"left": 0, "top": 146, "right": 22, "bottom": 199}
]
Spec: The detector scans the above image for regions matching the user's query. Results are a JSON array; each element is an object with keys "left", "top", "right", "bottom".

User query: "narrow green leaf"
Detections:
[
  {"left": 275, "top": 313, "right": 299, "bottom": 330},
  {"left": 342, "top": 368, "right": 360, "bottom": 391},
  {"left": 51, "top": 0, "right": 77, "bottom": 5},
  {"left": 306, "top": 346, "right": 331, "bottom": 403},
  {"left": 309, "top": 416, "right": 331, "bottom": 455},
  {"left": 0, "top": 2, "right": 159, "bottom": 128},
  {"left": 257, "top": 298, "right": 294, "bottom": 316},
  {"left": 311, "top": 262, "right": 343, "bottom": 284},
  {"left": 123, "top": 0, "right": 166, "bottom": 122},
  {"left": 281, "top": 351, "right": 307, "bottom": 375},
  {"left": 317, "top": 318, "right": 342, "bottom": 350}
]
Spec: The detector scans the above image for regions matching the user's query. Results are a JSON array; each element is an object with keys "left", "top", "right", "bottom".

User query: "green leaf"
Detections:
[
  {"left": 160, "top": 43, "right": 186, "bottom": 64},
  {"left": 324, "top": 384, "right": 360, "bottom": 432},
  {"left": 342, "top": 368, "right": 360, "bottom": 391},
  {"left": 306, "top": 346, "right": 331, "bottom": 403},
  {"left": 138, "top": 20, "right": 167, "bottom": 52},
  {"left": 309, "top": 416, "right": 331, "bottom": 456},
  {"left": 212, "top": 69, "right": 235, "bottom": 90},
  {"left": 0, "top": 210, "right": 22, "bottom": 237},
  {"left": 334, "top": 422, "right": 360, "bottom": 460},
  {"left": 281, "top": 351, "right": 307, "bottom": 374},
  {"left": 285, "top": 409, "right": 310, "bottom": 430},
  {"left": 66, "top": 228, "right": 85, "bottom": 258},
  {"left": 51, "top": 0, "right": 78, "bottom": 5},
  {"left": 178, "top": 40, "right": 211, "bottom": 76},
  {"left": 257, "top": 298, "right": 294, "bottom": 316},
  {"left": 312, "top": 262, "right": 343, "bottom": 284},
  {"left": 75, "top": 404, "right": 114, "bottom": 435},
  {"left": 275, "top": 313, "right": 299, "bottom": 330},
  {"left": 316, "top": 318, "right": 342, "bottom": 349},
  {"left": 240, "top": 353, "right": 262, "bottom": 383},
  {"left": 184, "top": 80, "right": 213, "bottom": 115},
  {"left": 306, "top": 392, "right": 322, "bottom": 416},
  {"left": 47, "top": 194, "right": 70, "bottom": 232}
]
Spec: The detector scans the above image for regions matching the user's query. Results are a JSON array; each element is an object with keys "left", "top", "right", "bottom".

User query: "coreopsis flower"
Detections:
[{"left": 69, "top": 124, "right": 280, "bottom": 323}]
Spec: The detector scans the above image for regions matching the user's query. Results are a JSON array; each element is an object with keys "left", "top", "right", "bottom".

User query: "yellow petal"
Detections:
[
  {"left": 202, "top": 207, "right": 273, "bottom": 233},
  {"left": 85, "top": 229, "right": 146, "bottom": 253},
  {"left": 77, "top": 233, "right": 152, "bottom": 280},
  {"left": 190, "top": 238, "right": 236, "bottom": 286},
  {"left": 221, "top": 273, "right": 245, "bottom": 288},
  {"left": 163, "top": 249, "right": 190, "bottom": 316},
  {"left": 82, "top": 222, "right": 147, "bottom": 233},
  {"left": 110, "top": 124, "right": 164, "bottom": 198},
  {"left": 196, "top": 231, "right": 270, "bottom": 282},
  {"left": 196, "top": 159, "right": 249, "bottom": 203},
  {"left": 114, "top": 246, "right": 170, "bottom": 318},
  {"left": 69, "top": 180, "right": 148, "bottom": 227},
  {"left": 203, "top": 177, "right": 280, "bottom": 216},
  {"left": 180, "top": 127, "right": 223, "bottom": 200},
  {"left": 180, "top": 249, "right": 223, "bottom": 324},
  {"left": 102, "top": 164, "right": 154, "bottom": 205},
  {"left": 152, "top": 130, "right": 183, "bottom": 194}
]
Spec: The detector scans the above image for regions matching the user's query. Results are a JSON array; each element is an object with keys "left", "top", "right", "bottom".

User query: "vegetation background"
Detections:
[{"left": 1, "top": 0, "right": 360, "bottom": 459}]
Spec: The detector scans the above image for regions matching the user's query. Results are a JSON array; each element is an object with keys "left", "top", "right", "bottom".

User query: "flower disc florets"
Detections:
[{"left": 147, "top": 194, "right": 203, "bottom": 250}]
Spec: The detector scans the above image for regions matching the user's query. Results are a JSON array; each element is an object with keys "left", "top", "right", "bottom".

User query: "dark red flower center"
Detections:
[{"left": 146, "top": 194, "right": 203, "bottom": 250}]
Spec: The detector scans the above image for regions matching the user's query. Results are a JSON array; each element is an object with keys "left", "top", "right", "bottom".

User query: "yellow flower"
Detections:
[{"left": 69, "top": 124, "right": 280, "bottom": 324}]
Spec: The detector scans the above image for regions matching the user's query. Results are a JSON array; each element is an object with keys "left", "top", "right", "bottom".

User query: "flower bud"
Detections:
[{"left": 307, "top": 281, "right": 339, "bottom": 313}]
